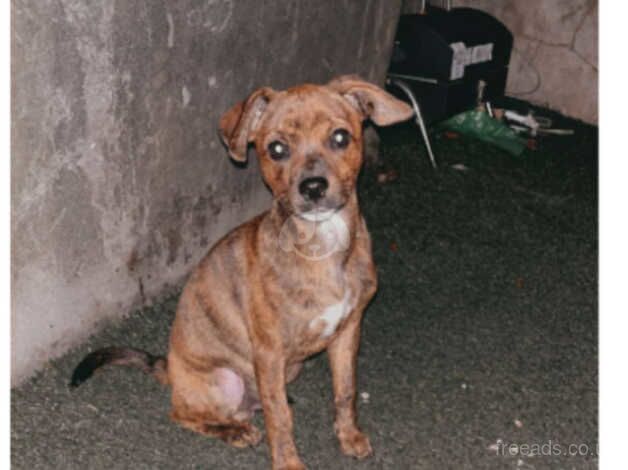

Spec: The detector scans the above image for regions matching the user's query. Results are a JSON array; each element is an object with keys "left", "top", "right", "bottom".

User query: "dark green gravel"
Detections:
[{"left": 12, "top": 106, "right": 598, "bottom": 470}]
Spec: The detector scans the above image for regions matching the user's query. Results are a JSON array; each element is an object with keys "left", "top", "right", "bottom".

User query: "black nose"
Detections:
[{"left": 299, "top": 176, "right": 328, "bottom": 201}]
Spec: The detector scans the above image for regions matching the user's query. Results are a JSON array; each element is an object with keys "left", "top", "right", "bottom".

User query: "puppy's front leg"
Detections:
[
  {"left": 327, "top": 315, "right": 373, "bottom": 459},
  {"left": 253, "top": 341, "right": 305, "bottom": 470}
]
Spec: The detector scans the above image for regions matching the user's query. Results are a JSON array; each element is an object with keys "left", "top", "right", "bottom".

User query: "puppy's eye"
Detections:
[
  {"left": 330, "top": 129, "right": 350, "bottom": 149},
  {"left": 268, "top": 141, "right": 290, "bottom": 160}
]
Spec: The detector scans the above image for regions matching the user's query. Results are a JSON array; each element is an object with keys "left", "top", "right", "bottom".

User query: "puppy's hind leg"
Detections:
[{"left": 169, "top": 362, "right": 262, "bottom": 448}]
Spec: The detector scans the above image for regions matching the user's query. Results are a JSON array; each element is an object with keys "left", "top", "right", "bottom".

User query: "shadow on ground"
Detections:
[{"left": 12, "top": 108, "right": 598, "bottom": 469}]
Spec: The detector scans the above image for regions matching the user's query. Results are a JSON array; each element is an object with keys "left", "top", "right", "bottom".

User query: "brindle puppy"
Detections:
[{"left": 71, "top": 76, "right": 413, "bottom": 470}]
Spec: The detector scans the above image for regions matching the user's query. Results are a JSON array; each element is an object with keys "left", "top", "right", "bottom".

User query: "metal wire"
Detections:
[{"left": 386, "top": 77, "right": 438, "bottom": 169}]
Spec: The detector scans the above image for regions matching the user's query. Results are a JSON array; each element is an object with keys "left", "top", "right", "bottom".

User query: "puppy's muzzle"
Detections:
[{"left": 299, "top": 176, "right": 328, "bottom": 202}]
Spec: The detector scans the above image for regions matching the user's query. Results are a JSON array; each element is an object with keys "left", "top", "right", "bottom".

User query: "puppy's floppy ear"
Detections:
[
  {"left": 328, "top": 75, "right": 414, "bottom": 126},
  {"left": 219, "top": 87, "right": 275, "bottom": 162}
]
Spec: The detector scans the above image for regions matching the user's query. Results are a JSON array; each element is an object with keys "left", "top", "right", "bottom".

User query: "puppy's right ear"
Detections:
[
  {"left": 219, "top": 87, "right": 275, "bottom": 162},
  {"left": 328, "top": 75, "right": 414, "bottom": 126}
]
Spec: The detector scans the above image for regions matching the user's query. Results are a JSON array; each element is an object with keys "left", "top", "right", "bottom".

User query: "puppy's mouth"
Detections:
[
  {"left": 287, "top": 177, "right": 351, "bottom": 222},
  {"left": 294, "top": 196, "right": 347, "bottom": 221},
  {"left": 297, "top": 207, "right": 338, "bottom": 222},
  {"left": 291, "top": 184, "right": 352, "bottom": 222}
]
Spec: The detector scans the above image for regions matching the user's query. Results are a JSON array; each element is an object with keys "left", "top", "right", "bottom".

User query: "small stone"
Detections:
[{"left": 376, "top": 168, "right": 399, "bottom": 184}]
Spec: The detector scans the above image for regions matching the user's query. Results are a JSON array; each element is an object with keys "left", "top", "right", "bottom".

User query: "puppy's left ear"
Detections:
[
  {"left": 219, "top": 87, "right": 276, "bottom": 162},
  {"left": 328, "top": 75, "right": 414, "bottom": 126}
]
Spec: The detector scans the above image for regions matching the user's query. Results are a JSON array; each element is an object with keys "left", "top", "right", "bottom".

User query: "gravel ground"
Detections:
[{"left": 12, "top": 105, "right": 598, "bottom": 470}]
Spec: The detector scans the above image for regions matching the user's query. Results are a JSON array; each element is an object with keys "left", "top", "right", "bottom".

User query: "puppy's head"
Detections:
[{"left": 219, "top": 75, "right": 413, "bottom": 220}]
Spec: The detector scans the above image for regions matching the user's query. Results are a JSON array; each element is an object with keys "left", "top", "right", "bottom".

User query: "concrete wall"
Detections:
[
  {"left": 402, "top": 0, "right": 598, "bottom": 124},
  {"left": 11, "top": 0, "right": 402, "bottom": 385}
]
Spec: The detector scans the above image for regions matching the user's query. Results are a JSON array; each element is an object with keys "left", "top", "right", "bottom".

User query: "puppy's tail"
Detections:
[{"left": 70, "top": 347, "right": 168, "bottom": 388}]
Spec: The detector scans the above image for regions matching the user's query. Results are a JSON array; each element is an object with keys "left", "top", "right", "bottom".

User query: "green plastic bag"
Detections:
[{"left": 440, "top": 110, "right": 527, "bottom": 156}]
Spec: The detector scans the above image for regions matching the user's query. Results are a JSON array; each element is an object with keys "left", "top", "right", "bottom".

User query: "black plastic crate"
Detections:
[{"left": 388, "top": 6, "right": 513, "bottom": 123}]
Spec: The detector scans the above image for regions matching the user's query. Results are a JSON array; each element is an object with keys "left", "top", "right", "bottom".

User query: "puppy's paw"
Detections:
[
  {"left": 222, "top": 423, "right": 263, "bottom": 448},
  {"left": 274, "top": 457, "right": 306, "bottom": 470},
  {"left": 337, "top": 429, "right": 373, "bottom": 459}
]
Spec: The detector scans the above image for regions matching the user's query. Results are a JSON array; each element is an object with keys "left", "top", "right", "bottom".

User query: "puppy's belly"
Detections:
[
  {"left": 212, "top": 367, "right": 263, "bottom": 420},
  {"left": 214, "top": 367, "right": 245, "bottom": 410}
]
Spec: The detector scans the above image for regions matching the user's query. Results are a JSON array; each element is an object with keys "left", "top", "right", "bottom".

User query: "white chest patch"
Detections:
[
  {"left": 310, "top": 289, "right": 352, "bottom": 339},
  {"left": 319, "top": 213, "right": 350, "bottom": 252}
]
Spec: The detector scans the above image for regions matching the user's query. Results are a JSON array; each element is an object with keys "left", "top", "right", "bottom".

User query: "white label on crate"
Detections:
[
  {"left": 449, "top": 42, "right": 494, "bottom": 80},
  {"left": 450, "top": 42, "right": 468, "bottom": 80},
  {"left": 472, "top": 43, "right": 493, "bottom": 64}
]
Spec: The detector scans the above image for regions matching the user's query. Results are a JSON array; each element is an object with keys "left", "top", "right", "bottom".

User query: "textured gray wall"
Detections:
[
  {"left": 11, "top": 0, "right": 402, "bottom": 385},
  {"left": 403, "top": 0, "right": 598, "bottom": 123}
]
